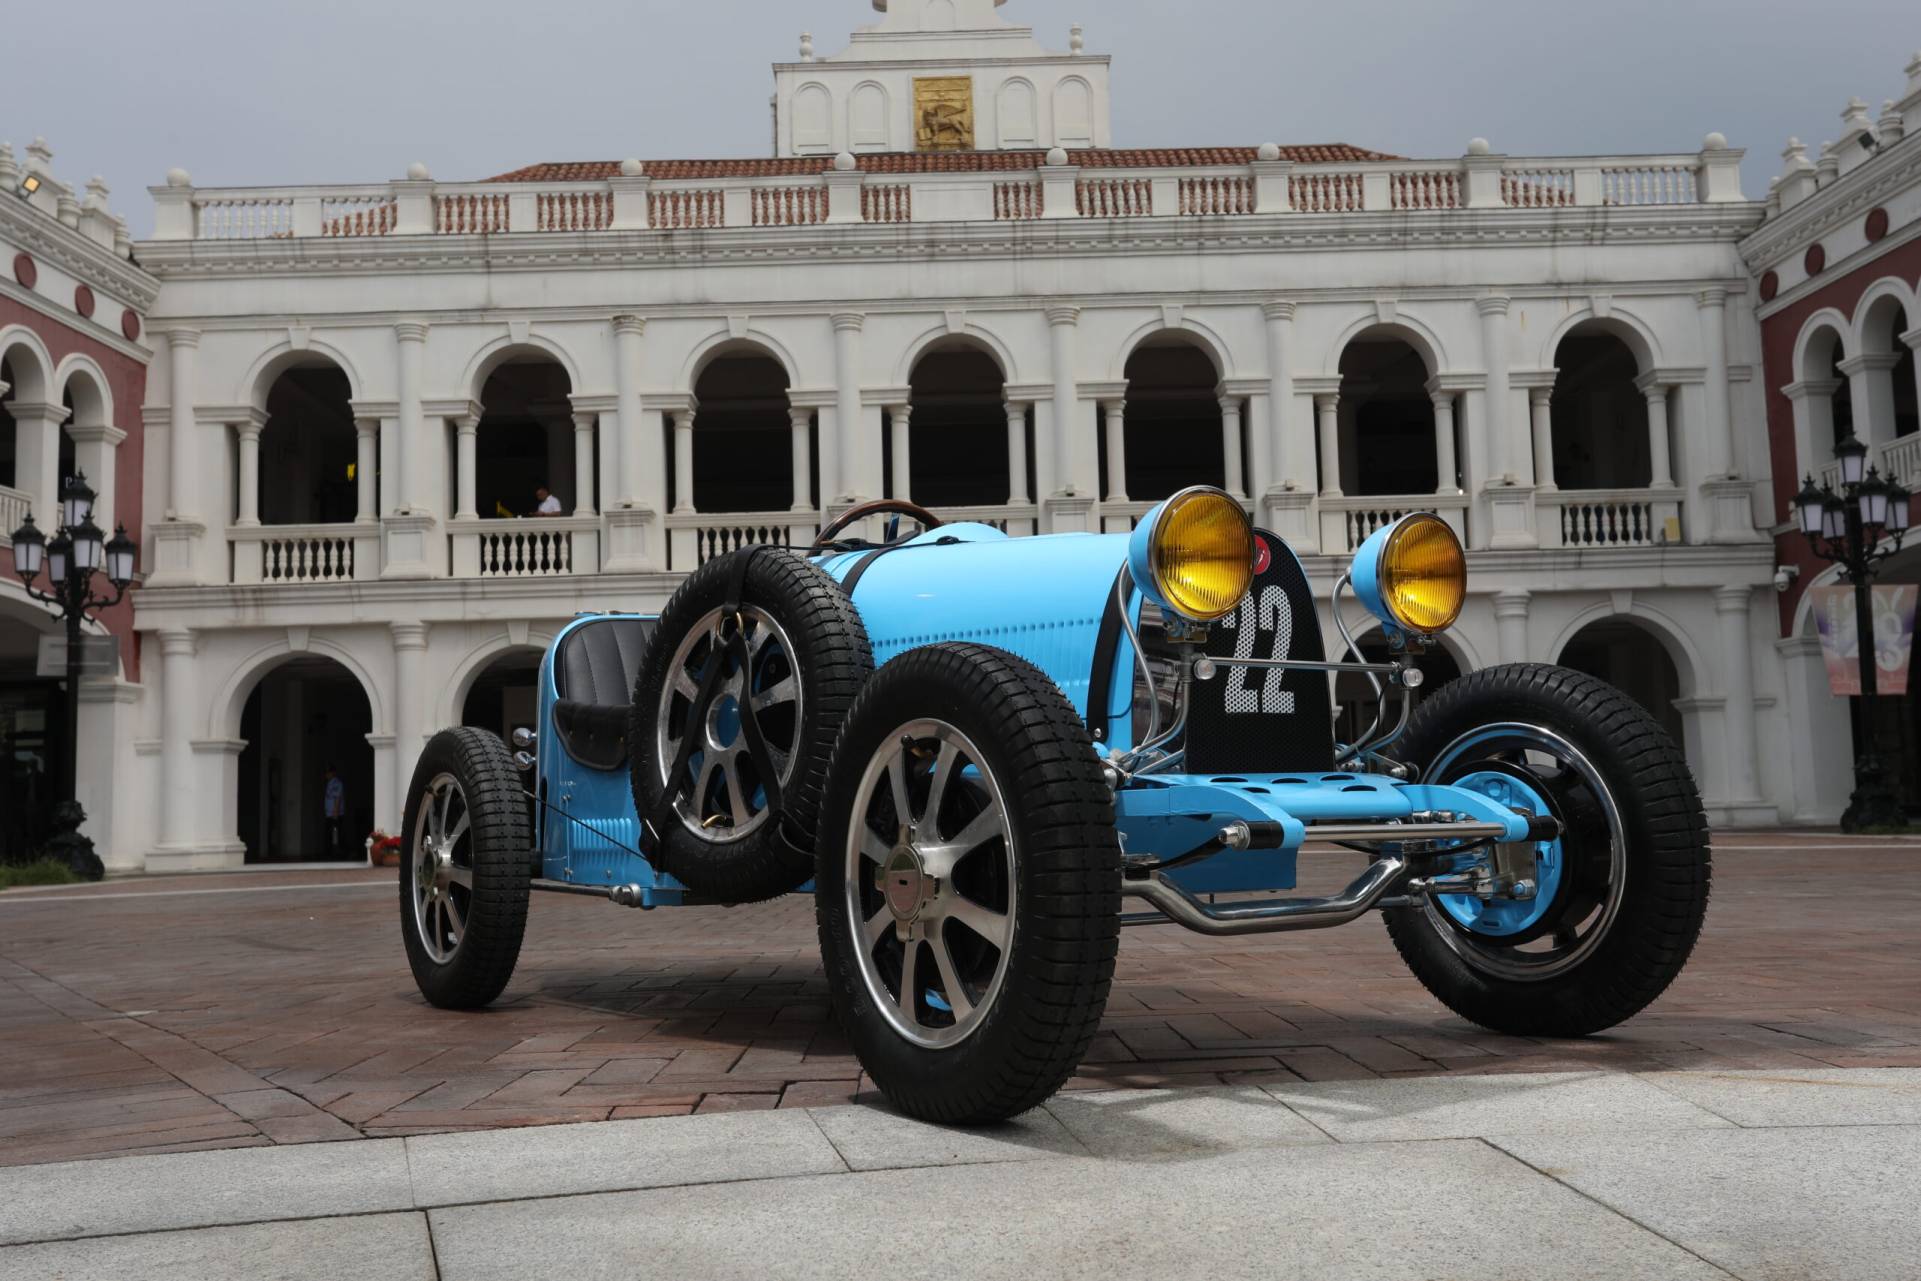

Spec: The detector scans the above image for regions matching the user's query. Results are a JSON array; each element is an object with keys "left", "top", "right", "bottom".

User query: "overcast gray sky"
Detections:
[{"left": 7, "top": 0, "right": 1917, "bottom": 233}]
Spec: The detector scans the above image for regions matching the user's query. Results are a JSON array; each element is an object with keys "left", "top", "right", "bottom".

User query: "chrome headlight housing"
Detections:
[
  {"left": 1349, "top": 512, "right": 1466, "bottom": 637},
  {"left": 1126, "top": 486, "right": 1255, "bottom": 623}
]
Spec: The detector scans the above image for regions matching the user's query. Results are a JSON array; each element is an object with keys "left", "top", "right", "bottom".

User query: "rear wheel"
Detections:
[
  {"left": 816, "top": 643, "right": 1121, "bottom": 1124},
  {"left": 1383, "top": 663, "right": 1710, "bottom": 1037},
  {"left": 400, "top": 728, "right": 532, "bottom": 1009}
]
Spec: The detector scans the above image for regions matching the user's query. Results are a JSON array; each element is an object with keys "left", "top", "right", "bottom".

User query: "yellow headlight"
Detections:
[
  {"left": 1148, "top": 488, "right": 1254, "bottom": 622},
  {"left": 1378, "top": 513, "right": 1466, "bottom": 632}
]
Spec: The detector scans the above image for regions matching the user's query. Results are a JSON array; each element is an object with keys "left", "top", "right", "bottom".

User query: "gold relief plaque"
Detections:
[{"left": 914, "top": 76, "right": 974, "bottom": 151}]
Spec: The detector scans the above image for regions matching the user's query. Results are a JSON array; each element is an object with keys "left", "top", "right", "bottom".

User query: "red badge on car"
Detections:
[{"left": 1252, "top": 536, "right": 1272, "bottom": 576}]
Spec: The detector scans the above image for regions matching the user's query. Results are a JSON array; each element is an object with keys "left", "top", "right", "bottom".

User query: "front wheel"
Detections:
[
  {"left": 816, "top": 643, "right": 1121, "bottom": 1124},
  {"left": 1383, "top": 663, "right": 1710, "bottom": 1037},
  {"left": 400, "top": 727, "right": 532, "bottom": 1009}
]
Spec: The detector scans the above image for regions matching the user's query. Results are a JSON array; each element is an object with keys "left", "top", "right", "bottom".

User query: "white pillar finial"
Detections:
[
  {"left": 1070, "top": 23, "right": 1084, "bottom": 54},
  {"left": 799, "top": 31, "right": 815, "bottom": 60}
]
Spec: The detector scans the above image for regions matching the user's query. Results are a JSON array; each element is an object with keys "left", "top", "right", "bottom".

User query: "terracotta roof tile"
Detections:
[{"left": 484, "top": 144, "right": 1397, "bottom": 183}]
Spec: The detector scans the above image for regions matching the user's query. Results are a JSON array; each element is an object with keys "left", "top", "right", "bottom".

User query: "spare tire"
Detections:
[{"left": 630, "top": 548, "right": 873, "bottom": 902}]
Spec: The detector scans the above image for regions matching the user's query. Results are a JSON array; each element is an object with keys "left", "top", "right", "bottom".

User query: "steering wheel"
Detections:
[{"left": 809, "top": 499, "right": 945, "bottom": 553}]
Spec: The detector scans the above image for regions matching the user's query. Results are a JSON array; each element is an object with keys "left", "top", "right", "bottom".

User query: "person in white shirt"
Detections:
[{"left": 533, "top": 484, "right": 564, "bottom": 516}]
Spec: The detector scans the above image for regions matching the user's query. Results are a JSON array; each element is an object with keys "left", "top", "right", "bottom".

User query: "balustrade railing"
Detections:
[
  {"left": 0, "top": 485, "right": 29, "bottom": 545},
  {"left": 157, "top": 147, "right": 1739, "bottom": 242},
  {"left": 1881, "top": 433, "right": 1921, "bottom": 489},
  {"left": 229, "top": 524, "right": 372, "bottom": 585},
  {"left": 1319, "top": 494, "right": 1469, "bottom": 553},
  {"left": 1540, "top": 489, "right": 1680, "bottom": 548},
  {"left": 664, "top": 512, "right": 821, "bottom": 572},
  {"left": 928, "top": 503, "right": 1039, "bottom": 537}
]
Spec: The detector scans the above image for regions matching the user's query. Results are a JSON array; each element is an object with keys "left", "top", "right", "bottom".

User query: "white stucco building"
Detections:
[{"left": 5, "top": 0, "right": 1829, "bottom": 871}]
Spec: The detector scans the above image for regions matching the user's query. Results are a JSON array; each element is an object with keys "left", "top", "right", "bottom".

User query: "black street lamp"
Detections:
[
  {"left": 8, "top": 472, "right": 137, "bottom": 879},
  {"left": 1794, "top": 433, "right": 1913, "bottom": 832}
]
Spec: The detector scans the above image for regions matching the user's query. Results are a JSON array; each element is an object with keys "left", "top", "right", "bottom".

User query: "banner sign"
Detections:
[
  {"left": 35, "top": 633, "right": 121, "bottom": 679},
  {"left": 1812, "top": 584, "right": 1916, "bottom": 697}
]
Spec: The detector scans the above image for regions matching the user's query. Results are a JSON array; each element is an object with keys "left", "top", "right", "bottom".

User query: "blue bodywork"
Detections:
[{"left": 532, "top": 519, "right": 1540, "bottom": 907}]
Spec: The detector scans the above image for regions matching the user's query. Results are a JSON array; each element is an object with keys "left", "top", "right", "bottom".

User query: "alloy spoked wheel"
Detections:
[
  {"left": 1383, "top": 663, "right": 1710, "bottom": 1038},
  {"left": 1422, "top": 724, "right": 1624, "bottom": 981},
  {"left": 655, "top": 605, "right": 803, "bottom": 844},
  {"left": 411, "top": 773, "right": 475, "bottom": 964},
  {"left": 847, "top": 719, "right": 1016, "bottom": 1049},
  {"left": 400, "top": 727, "right": 531, "bottom": 1010}
]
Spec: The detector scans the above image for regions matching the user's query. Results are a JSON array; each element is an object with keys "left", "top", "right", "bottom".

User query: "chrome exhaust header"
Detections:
[{"left": 1120, "top": 853, "right": 1410, "bottom": 935}]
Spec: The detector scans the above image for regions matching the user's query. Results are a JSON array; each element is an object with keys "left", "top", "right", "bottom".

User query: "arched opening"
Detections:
[
  {"left": 1799, "top": 326, "right": 1854, "bottom": 454},
  {"left": 690, "top": 352, "right": 793, "bottom": 513},
  {"left": 1333, "top": 634, "right": 1464, "bottom": 749},
  {"left": 1, "top": 346, "right": 52, "bottom": 500},
  {"left": 1338, "top": 336, "right": 1437, "bottom": 495},
  {"left": 0, "top": 595, "right": 61, "bottom": 864},
  {"left": 1551, "top": 331, "right": 1650, "bottom": 489},
  {"left": 0, "top": 357, "right": 16, "bottom": 493},
  {"left": 1114, "top": 338, "right": 1223, "bottom": 501},
  {"left": 237, "top": 656, "right": 375, "bottom": 863},
  {"left": 477, "top": 358, "right": 577, "bottom": 518},
  {"left": 1557, "top": 619, "right": 1685, "bottom": 746},
  {"left": 902, "top": 343, "right": 1008, "bottom": 507},
  {"left": 260, "top": 364, "right": 357, "bottom": 525},
  {"left": 1858, "top": 297, "right": 1918, "bottom": 450},
  {"left": 460, "top": 648, "right": 542, "bottom": 743}
]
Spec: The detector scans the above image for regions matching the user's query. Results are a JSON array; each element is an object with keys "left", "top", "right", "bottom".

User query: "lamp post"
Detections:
[
  {"left": 8, "top": 472, "right": 137, "bottom": 878},
  {"left": 1793, "top": 433, "right": 1912, "bottom": 832}
]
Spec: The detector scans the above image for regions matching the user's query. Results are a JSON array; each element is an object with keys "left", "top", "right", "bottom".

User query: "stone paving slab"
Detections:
[
  {"left": 1262, "top": 1070, "right": 1735, "bottom": 1142},
  {"left": 1, "top": 833, "right": 1917, "bottom": 1165},
  {"left": 1493, "top": 1124, "right": 1921, "bottom": 1281},
  {"left": 1642, "top": 1066, "right": 1921, "bottom": 1127},
  {"left": 809, "top": 1099, "right": 1086, "bottom": 1170},
  {"left": 425, "top": 1138, "right": 1725, "bottom": 1281},
  {"left": 1041, "top": 1085, "right": 1332, "bottom": 1155},
  {"left": 405, "top": 1107, "right": 847, "bottom": 1205},
  {"left": 0, "top": 1137, "right": 413, "bottom": 1246},
  {"left": 0, "top": 1212, "right": 434, "bottom": 1281}
]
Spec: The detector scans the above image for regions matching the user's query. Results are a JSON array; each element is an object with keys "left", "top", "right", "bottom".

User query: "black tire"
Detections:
[
  {"left": 816, "top": 643, "right": 1121, "bottom": 1125},
  {"left": 400, "top": 727, "right": 533, "bottom": 1010},
  {"left": 1382, "top": 662, "right": 1710, "bottom": 1037},
  {"left": 630, "top": 548, "right": 873, "bottom": 903}
]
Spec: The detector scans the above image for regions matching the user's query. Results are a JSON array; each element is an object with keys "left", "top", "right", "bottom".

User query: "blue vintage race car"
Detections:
[{"left": 401, "top": 489, "right": 1710, "bottom": 1124}]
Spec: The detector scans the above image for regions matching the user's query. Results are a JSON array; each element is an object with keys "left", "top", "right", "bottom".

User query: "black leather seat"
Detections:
[{"left": 551, "top": 617, "right": 657, "bottom": 771}]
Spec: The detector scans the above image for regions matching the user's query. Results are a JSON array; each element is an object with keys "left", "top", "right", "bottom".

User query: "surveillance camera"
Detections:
[{"left": 1772, "top": 564, "right": 1800, "bottom": 593}]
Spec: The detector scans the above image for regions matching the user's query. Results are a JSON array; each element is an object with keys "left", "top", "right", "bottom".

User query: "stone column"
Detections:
[
  {"left": 613, "top": 315, "right": 646, "bottom": 503},
  {"left": 1492, "top": 589, "right": 1531, "bottom": 663},
  {"left": 789, "top": 407, "right": 814, "bottom": 511},
  {"left": 1005, "top": 402, "right": 1030, "bottom": 503},
  {"left": 65, "top": 421, "right": 127, "bottom": 530},
  {"left": 453, "top": 417, "right": 479, "bottom": 520},
  {"left": 391, "top": 622, "right": 429, "bottom": 826},
  {"left": 1260, "top": 300, "right": 1299, "bottom": 494},
  {"left": 1841, "top": 352, "right": 1903, "bottom": 452},
  {"left": 233, "top": 417, "right": 263, "bottom": 526},
  {"left": 672, "top": 408, "right": 696, "bottom": 512},
  {"left": 1429, "top": 385, "right": 1462, "bottom": 494},
  {"left": 1713, "top": 585, "right": 1764, "bottom": 805},
  {"left": 354, "top": 418, "right": 379, "bottom": 523},
  {"left": 394, "top": 322, "right": 429, "bottom": 512},
  {"left": 1528, "top": 386, "right": 1557, "bottom": 493},
  {"left": 832, "top": 314, "right": 876, "bottom": 502},
  {"left": 1045, "top": 306, "right": 1086, "bottom": 497},
  {"left": 572, "top": 412, "right": 597, "bottom": 515},
  {"left": 1639, "top": 376, "right": 1675, "bottom": 487},
  {"left": 1697, "top": 287, "right": 1737, "bottom": 476},
  {"left": 1218, "top": 394, "right": 1246, "bottom": 497},
  {"left": 1315, "top": 393, "right": 1342, "bottom": 495},
  {"left": 156, "top": 627, "right": 197, "bottom": 854},
  {"left": 1476, "top": 295, "right": 1514, "bottom": 482},
  {"left": 9, "top": 400, "right": 67, "bottom": 523},
  {"left": 888, "top": 404, "right": 912, "bottom": 501},
  {"left": 1101, "top": 399, "right": 1128, "bottom": 501},
  {"left": 165, "top": 328, "right": 201, "bottom": 520}
]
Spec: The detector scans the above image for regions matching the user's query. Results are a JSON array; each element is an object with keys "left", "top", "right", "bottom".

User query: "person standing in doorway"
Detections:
[
  {"left": 533, "top": 484, "right": 563, "bottom": 515},
  {"left": 322, "top": 764, "right": 345, "bottom": 858}
]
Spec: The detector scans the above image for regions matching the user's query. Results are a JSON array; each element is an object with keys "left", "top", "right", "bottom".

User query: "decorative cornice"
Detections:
[
  {"left": 422, "top": 397, "right": 483, "bottom": 420},
  {"left": 0, "top": 194, "right": 160, "bottom": 310},
  {"left": 0, "top": 279, "right": 150, "bottom": 364},
  {"left": 350, "top": 398, "right": 400, "bottom": 419},
  {"left": 568, "top": 392, "right": 619, "bottom": 414},
  {"left": 1738, "top": 130, "right": 1921, "bottom": 269}
]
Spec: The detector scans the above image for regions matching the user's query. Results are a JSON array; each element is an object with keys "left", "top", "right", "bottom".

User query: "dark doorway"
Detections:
[
  {"left": 478, "top": 361, "right": 576, "bottom": 518},
  {"left": 461, "top": 650, "right": 542, "bottom": 744},
  {"left": 1118, "top": 340, "right": 1224, "bottom": 501},
  {"left": 238, "top": 658, "right": 375, "bottom": 863},
  {"left": 690, "top": 354, "right": 793, "bottom": 514},
  {"left": 1559, "top": 620, "right": 1684, "bottom": 746},
  {"left": 260, "top": 366, "right": 358, "bottom": 525},
  {"left": 1340, "top": 339, "right": 1437, "bottom": 495},
  {"left": 904, "top": 346, "right": 1009, "bottom": 507}
]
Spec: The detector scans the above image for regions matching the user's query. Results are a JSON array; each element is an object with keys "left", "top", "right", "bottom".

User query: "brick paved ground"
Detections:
[{"left": 1, "top": 830, "right": 1915, "bottom": 1166}]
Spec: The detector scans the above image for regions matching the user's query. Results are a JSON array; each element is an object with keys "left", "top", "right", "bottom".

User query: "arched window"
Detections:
[
  {"left": 1859, "top": 296, "right": 1917, "bottom": 449},
  {"left": 997, "top": 79, "right": 1037, "bottom": 146},
  {"left": 259, "top": 364, "right": 356, "bottom": 525},
  {"left": 1551, "top": 331, "right": 1650, "bottom": 489},
  {"left": 461, "top": 649, "right": 542, "bottom": 742},
  {"left": 1338, "top": 336, "right": 1437, "bottom": 495},
  {"left": 690, "top": 352, "right": 794, "bottom": 514},
  {"left": 850, "top": 83, "right": 889, "bottom": 150},
  {"left": 1559, "top": 619, "right": 1684, "bottom": 745},
  {"left": 1113, "top": 338, "right": 1223, "bottom": 501},
  {"left": 901, "top": 343, "right": 1009, "bottom": 508},
  {"left": 1, "top": 356, "right": 19, "bottom": 492},
  {"left": 794, "top": 84, "right": 833, "bottom": 153},
  {"left": 476, "top": 358, "right": 576, "bottom": 519},
  {"left": 237, "top": 657, "right": 374, "bottom": 863}
]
